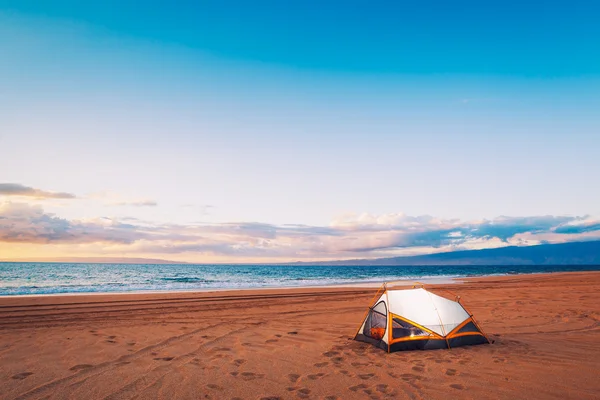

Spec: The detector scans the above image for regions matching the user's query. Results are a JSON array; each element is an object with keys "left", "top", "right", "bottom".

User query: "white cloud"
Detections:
[
  {"left": 1, "top": 202, "right": 599, "bottom": 261},
  {"left": 110, "top": 200, "right": 158, "bottom": 207},
  {"left": 86, "top": 190, "right": 157, "bottom": 207},
  {"left": 0, "top": 183, "right": 76, "bottom": 199}
]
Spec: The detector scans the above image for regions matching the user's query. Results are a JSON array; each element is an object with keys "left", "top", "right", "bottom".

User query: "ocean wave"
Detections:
[
  {"left": 1, "top": 262, "right": 599, "bottom": 296},
  {"left": 160, "top": 277, "right": 213, "bottom": 283}
]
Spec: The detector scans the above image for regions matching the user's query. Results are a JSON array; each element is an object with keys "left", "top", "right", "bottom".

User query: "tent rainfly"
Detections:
[{"left": 355, "top": 283, "right": 490, "bottom": 352}]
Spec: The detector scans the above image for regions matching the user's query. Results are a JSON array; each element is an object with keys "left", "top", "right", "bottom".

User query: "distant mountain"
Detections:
[
  {"left": 301, "top": 240, "right": 600, "bottom": 266},
  {"left": 0, "top": 257, "right": 187, "bottom": 264}
]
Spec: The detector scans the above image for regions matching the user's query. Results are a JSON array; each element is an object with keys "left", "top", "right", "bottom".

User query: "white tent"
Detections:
[{"left": 355, "top": 283, "right": 489, "bottom": 352}]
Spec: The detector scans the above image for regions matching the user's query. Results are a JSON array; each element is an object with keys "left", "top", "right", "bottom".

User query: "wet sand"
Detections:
[{"left": 1, "top": 272, "right": 599, "bottom": 399}]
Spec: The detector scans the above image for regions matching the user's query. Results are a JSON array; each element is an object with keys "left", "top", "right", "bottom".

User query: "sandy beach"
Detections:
[{"left": 1, "top": 272, "right": 599, "bottom": 400}]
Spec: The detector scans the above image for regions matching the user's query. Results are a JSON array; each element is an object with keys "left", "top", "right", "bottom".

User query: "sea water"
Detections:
[{"left": 1, "top": 262, "right": 599, "bottom": 296}]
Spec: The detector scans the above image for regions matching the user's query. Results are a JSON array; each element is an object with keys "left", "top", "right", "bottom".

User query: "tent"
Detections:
[{"left": 354, "top": 283, "right": 489, "bottom": 352}]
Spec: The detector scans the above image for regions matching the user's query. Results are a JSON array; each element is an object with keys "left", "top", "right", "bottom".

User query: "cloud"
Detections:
[
  {"left": 553, "top": 219, "right": 600, "bottom": 234},
  {"left": 181, "top": 204, "right": 214, "bottom": 209},
  {"left": 0, "top": 183, "right": 76, "bottom": 199},
  {"left": 325, "top": 213, "right": 599, "bottom": 252},
  {"left": 110, "top": 200, "right": 158, "bottom": 207},
  {"left": 471, "top": 215, "right": 577, "bottom": 241},
  {"left": 87, "top": 191, "right": 157, "bottom": 207},
  {"left": 0, "top": 202, "right": 149, "bottom": 244},
  {"left": 1, "top": 202, "right": 599, "bottom": 260}
]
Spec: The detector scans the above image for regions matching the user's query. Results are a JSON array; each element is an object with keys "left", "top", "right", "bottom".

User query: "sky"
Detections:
[{"left": 1, "top": 1, "right": 600, "bottom": 262}]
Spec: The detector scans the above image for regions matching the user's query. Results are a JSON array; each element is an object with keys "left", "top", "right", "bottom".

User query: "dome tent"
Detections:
[{"left": 355, "top": 282, "right": 490, "bottom": 352}]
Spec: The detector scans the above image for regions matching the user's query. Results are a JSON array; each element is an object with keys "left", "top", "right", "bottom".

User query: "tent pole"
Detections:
[
  {"left": 385, "top": 288, "right": 391, "bottom": 353},
  {"left": 426, "top": 290, "right": 451, "bottom": 349}
]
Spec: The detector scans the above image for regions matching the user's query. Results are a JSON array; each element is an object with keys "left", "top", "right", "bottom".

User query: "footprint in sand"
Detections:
[
  {"left": 412, "top": 365, "right": 424, "bottom": 372},
  {"left": 206, "top": 384, "right": 223, "bottom": 390},
  {"left": 307, "top": 373, "right": 325, "bottom": 380},
  {"left": 240, "top": 372, "right": 265, "bottom": 381},
  {"left": 296, "top": 388, "right": 311, "bottom": 398},
  {"left": 260, "top": 397, "right": 283, "bottom": 400},
  {"left": 12, "top": 372, "right": 33, "bottom": 380},
  {"left": 376, "top": 384, "right": 389, "bottom": 393},
  {"left": 153, "top": 357, "right": 174, "bottom": 361},
  {"left": 325, "top": 396, "right": 339, "bottom": 400},
  {"left": 349, "top": 383, "right": 368, "bottom": 392},
  {"left": 351, "top": 362, "right": 369, "bottom": 367},
  {"left": 190, "top": 358, "right": 202, "bottom": 366},
  {"left": 266, "top": 339, "right": 279, "bottom": 343},
  {"left": 446, "top": 369, "right": 458, "bottom": 376},
  {"left": 288, "top": 373, "right": 300, "bottom": 383},
  {"left": 314, "top": 362, "right": 329, "bottom": 367},
  {"left": 323, "top": 351, "right": 340, "bottom": 357},
  {"left": 233, "top": 359, "right": 246, "bottom": 366},
  {"left": 287, "top": 331, "right": 299, "bottom": 335},
  {"left": 450, "top": 384, "right": 465, "bottom": 390},
  {"left": 70, "top": 364, "right": 94, "bottom": 371},
  {"left": 358, "top": 373, "right": 375, "bottom": 380},
  {"left": 400, "top": 373, "right": 423, "bottom": 381},
  {"left": 363, "top": 388, "right": 378, "bottom": 397}
]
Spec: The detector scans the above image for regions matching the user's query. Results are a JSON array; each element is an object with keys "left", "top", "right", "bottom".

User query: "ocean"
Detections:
[{"left": 1, "top": 262, "right": 599, "bottom": 296}]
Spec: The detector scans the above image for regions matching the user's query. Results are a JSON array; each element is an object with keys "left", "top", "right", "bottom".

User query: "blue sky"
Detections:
[{"left": 1, "top": 1, "right": 599, "bottom": 262}]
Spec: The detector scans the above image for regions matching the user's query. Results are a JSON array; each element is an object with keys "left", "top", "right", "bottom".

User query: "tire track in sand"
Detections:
[
  {"left": 101, "top": 325, "right": 251, "bottom": 400},
  {"left": 13, "top": 322, "right": 232, "bottom": 400}
]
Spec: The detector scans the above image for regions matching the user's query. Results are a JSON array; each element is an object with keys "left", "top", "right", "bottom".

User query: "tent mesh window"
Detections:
[
  {"left": 363, "top": 301, "right": 387, "bottom": 340},
  {"left": 392, "top": 317, "right": 431, "bottom": 339}
]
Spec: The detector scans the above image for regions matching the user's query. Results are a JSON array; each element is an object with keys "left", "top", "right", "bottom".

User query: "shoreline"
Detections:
[
  {"left": 1, "top": 269, "right": 598, "bottom": 298},
  {"left": 0, "top": 276, "right": 459, "bottom": 298},
  {"left": 0, "top": 271, "right": 597, "bottom": 304}
]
